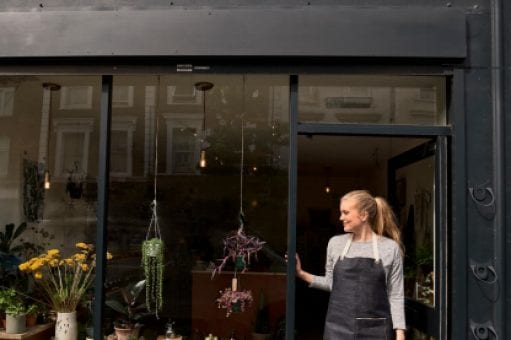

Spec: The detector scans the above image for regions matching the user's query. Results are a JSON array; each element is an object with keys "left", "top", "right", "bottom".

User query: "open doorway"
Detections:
[{"left": 296, "top": 135, "right": 437, "bottom": 339}]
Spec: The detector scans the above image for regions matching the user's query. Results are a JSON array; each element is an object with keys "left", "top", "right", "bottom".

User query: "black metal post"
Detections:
[
  {"left": 286, "top": 74, "right": 298, "bottom": 340},
  {"left": 93, "top": 75, "right": 112, "bottom": 340},
  {"left": 451, "top": 69, "right": 467, "bottom": 339},
  {"left": 491, "top": 0, "right": 506, "bottom": 336}
]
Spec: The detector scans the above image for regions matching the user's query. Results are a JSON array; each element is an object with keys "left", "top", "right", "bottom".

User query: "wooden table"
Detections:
[{"left": 0, "top": 323, "right": 54, "bottom": 340}]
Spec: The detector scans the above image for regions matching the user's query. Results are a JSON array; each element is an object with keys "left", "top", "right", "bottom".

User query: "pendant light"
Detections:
[
  {"left": 324, "top": 166, "right": 332, "bottom": 194},
  {"left": 41, "top": 82, "right": 61, "bottom": 190},
  {"left": 194, "top": 81, "right": 214, "bottom": 168}
]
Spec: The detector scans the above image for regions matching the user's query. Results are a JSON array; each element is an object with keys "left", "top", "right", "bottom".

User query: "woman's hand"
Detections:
[{"left": 286, "top": 252, "right": 313, "bottom": 284}]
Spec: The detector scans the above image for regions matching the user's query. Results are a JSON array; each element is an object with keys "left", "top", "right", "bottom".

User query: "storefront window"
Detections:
[
  {"left": 0, "top": 76, "right": 100, "bottom": 337},
  {"left": 106, "top": 75, "right": 289, "bottom": 338},
  {"left": 299, "top": 75, "right": 446, "bottom": 125}
]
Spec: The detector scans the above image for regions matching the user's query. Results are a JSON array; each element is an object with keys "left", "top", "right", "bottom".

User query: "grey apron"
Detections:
[{"left": 323, "top": 234, "right": 394, "bottom": 340}]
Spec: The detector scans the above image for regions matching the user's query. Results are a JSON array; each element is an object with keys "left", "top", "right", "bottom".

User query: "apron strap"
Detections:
[{"left": 340, "top": 232, "right": 380, "bottom": 262}]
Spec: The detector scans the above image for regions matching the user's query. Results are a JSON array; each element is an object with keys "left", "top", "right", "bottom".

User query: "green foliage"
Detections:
[
  {"left": 141, "top": 238, "right": 164, "bottom": 316},
  {"left": 0, "top": 222, "right": 27, "bottom": 254},
  {"left": 0, "top": 288, "right": 26, "bottom": 316},
  {"left": 106, "top": 280, "right": 147, "bottom": 328}
]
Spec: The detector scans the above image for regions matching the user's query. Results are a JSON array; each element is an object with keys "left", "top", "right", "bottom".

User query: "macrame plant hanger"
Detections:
[{"left": 142, "top": 116, "right": 164, "bottom": 318}]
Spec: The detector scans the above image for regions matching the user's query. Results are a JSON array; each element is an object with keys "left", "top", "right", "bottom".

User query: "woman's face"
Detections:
[{"left": 339, "top": 198, "right": 367, "bottom": 233}]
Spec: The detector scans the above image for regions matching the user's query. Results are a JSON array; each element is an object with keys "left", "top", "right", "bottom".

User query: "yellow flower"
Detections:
[
  {"left": 73, "top": 253, "right": 86, "bottom": 261},
  {"left": 29, "top": 259, "right": 44, "bottom": 271},
  {"left": 75, "top": 242, "right": 88, "bottom": 250},
  {"left": 80, "top": 263, "right": 89, "bottom": 271},
  {"left": 64, "top": 258, "right": 75, "bottom": 266},
  {"left": 47, "top": 249, "right": 60, "bottom": 257},
  {"left": 49, "top": 259, "right": 59, "bottom": 267},
  {"left": 18, "top": 261, "right": 31, "bottom": 271},
  {"left": 107, "top": 252, "right": 113, "bottom": 260},
  {"left": 34, "top": 272, "right": 43, "bottom": 280}
]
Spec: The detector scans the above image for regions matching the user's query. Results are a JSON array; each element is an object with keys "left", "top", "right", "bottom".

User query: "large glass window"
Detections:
[
  {"left": 299, "top": 75, "right": 446, "bottom": 125},
  {"left": 105, "top": 75, "right": 289, "bottom": 339},
  {"left": 0, "top": 76, "right": 100, "bottom": 337}
]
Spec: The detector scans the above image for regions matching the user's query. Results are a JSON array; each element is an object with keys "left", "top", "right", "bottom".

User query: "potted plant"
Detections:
[
  {"left": 0, "top": 288, "right": 26, "bottom": 334},
  {"left": 252, "top": 291, "right": 271, "bottom": 340},
  {"left": 18, "top": 243, "right": 113, "bottom": 340},
  {"left": 106, "top": 280, "right": 147, "bottom": 340},
  {"left": 25, "top": 304, "right": 39, "bottom": 328}
]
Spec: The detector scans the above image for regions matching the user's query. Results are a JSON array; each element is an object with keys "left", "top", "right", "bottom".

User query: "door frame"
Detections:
[{"left": 289, "top": 73, "right": 456, "bottom": 339}]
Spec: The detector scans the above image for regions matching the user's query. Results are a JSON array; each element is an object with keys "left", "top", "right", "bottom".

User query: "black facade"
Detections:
[{"left": 0, "top": 1, "right": 509, "bottom": 339}]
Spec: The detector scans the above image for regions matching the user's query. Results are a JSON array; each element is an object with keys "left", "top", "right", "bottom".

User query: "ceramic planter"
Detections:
[{"left": 6, "top": 313, "right": 26, "bottom": 334}]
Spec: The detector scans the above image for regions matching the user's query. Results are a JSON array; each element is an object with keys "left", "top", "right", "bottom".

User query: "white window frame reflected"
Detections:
[
  {"left": 110, "top": 117, "right": 137, "bottom": 177},
  {"left": 163, "top": 113, "right": 202, "bottom": 175},
  {"left": 0, "top": 87, "right": 15, "bottom": 116},
  {"left": 167, "top": 86, "right": 202, "bottom": 105},
  {"left": 59, "top": 86, "right": 93, "bottom": 110},
  {"left": 0, "top": 136, "right": 10, "bottom": 176},
  {"left": 53, "top": 118, "right": 94, "bottom": 178},
  {"left": 112, "top": 86, "right": 134, "bottom": 108}
]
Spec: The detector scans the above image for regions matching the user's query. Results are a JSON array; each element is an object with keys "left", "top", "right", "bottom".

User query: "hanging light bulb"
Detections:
[
  {"left": 194, "top": 81, "right": 214, "bottom": 169},
  {"left": 324, "top": 166, "right": 332, "bottom": 194},
  {"left": 324, "top": 183, "right": 331, "bottom": 194},
  {"left": 44, "top": 170, "right": 51, "bottom": 190},
  {"left": 199, "top": 150, "right": 207, "bottom": 168}
]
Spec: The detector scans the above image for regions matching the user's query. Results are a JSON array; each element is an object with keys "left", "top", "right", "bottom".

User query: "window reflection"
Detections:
[
  {"left": 107, "top": 75, "right": 289, "bottom": 338},
  {"left": 299, "top": 75, "right": 446, "bottom": 125}
]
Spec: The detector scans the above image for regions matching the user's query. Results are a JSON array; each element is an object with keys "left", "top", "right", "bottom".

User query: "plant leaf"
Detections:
[
  {"left": 130, "top": 280, "right": 145, "bottom": 300},
  {"left": 12, "top": 222, "right": 27, "bottom": 240},
  {"left": 105, "top": 300, "right": 128, "bottom": 316},
  {"left": 4, "top": 223, "right": 14, "bottom": 243}
]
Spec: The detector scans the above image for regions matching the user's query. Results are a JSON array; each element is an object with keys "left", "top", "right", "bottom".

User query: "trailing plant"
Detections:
[
  {"left": 212, "top": 222, "right": 265, "bottom": 278},
  {"left": 216, "top": 287, "right": 253, "bottom": 318},
  {"left": 141, "top": 237, "right": 164, "bottom": 316}
]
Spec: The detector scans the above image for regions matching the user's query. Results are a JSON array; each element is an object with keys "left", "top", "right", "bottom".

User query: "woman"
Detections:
[{"left": 295, "top": 190, "right": 406, "bottom": 340}]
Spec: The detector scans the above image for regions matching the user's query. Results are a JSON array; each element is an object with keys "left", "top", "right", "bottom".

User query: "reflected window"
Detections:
[
  {"left": 299, "top": 75, "right": 446, "bottom": 125},
  {"left": 167, "top": 85, "right": 201, "bottom": 105},
  {"left": 112, "top": 86, "right": 134, "bottom": 108},
  {"left": 53, "top": 118, "right": 93, "bottom": 178},
  {"left": 0, "top": 88, "right": 14, "bottom": 116},
  {"left": 0, "top": 136, "right": 9, "bottom": 176},
  {"left": 59, "top": 86, "right": 93, "bottom": 110},
  {"left": 164, "top": 113, "right": 202, "bottom": 174},
  {"left": 111, "top": 117, "right": 137, "bottom": 176}
]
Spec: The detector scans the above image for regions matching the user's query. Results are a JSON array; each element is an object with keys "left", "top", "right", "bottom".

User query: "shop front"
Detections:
[{"left": 0, "top": 1, "right": 509, "bottom": 339}]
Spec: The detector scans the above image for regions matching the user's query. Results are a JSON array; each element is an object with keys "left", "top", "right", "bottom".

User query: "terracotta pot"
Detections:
[
  {"left": 252, "top": 333, "right": 272, "bottom": 340},
  {"left": 114, "top": 325, "right": 140, "bottom": 340},
  {"left": 26, "top": 314, "right": 37, "bottom": 328}
]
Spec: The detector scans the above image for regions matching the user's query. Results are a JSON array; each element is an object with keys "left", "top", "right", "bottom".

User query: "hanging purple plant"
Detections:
[
  {"left": 212, "top": 224, "right": 265, "bottom": 278},
  {"left": 216, "top": 287, "right": 253, "bottom": 318}
]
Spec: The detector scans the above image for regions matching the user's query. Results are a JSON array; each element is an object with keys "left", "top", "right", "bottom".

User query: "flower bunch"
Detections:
[
  {"left": 216, "top": 288, "right": 253, "bottom": 317},
  {"left": 18, "top": 242, "right": 112, "bottom": 312}
]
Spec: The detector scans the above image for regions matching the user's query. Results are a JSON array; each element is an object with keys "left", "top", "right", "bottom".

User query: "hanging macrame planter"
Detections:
[
  {"left": 141, "top": 117, "right": 164, "bottom": 317},
  {"left": 213, "top": 92, "right": 265, "bottom": 317}
]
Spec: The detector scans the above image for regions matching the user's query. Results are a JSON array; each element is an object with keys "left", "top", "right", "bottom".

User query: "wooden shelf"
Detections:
[{"left": 0, "top": 323, "right": 54, "bottom": 340}]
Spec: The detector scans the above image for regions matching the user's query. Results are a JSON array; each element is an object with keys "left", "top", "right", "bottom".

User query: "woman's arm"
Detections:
[
  {"left": 388, "top": 246, "right": 406, "bottom": 333},
  {"left": 395, "top": 329, "right": 405, "bottom": 340}
]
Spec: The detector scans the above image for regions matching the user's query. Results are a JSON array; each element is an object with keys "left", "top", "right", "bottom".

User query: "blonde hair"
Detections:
[{"left": 342, "top": 190, "right": 403, "bottom": 252}]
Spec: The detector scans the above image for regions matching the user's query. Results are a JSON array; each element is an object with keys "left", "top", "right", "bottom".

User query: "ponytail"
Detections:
[
  {"left": 374, "top": 196, "right": 404, "bottom": 253},
  {"left": 342, "top": 190, "right": 404, "bottom": 254}
]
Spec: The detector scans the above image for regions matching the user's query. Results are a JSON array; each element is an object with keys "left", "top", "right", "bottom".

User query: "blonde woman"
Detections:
[{"left": 295, "top": 190, "right": 406, "bottom": 340}]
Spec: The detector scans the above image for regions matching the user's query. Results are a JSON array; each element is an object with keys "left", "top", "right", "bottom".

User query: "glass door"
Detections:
[{"left": 388, "top": 138, "right": 447, "bottom": 339}]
